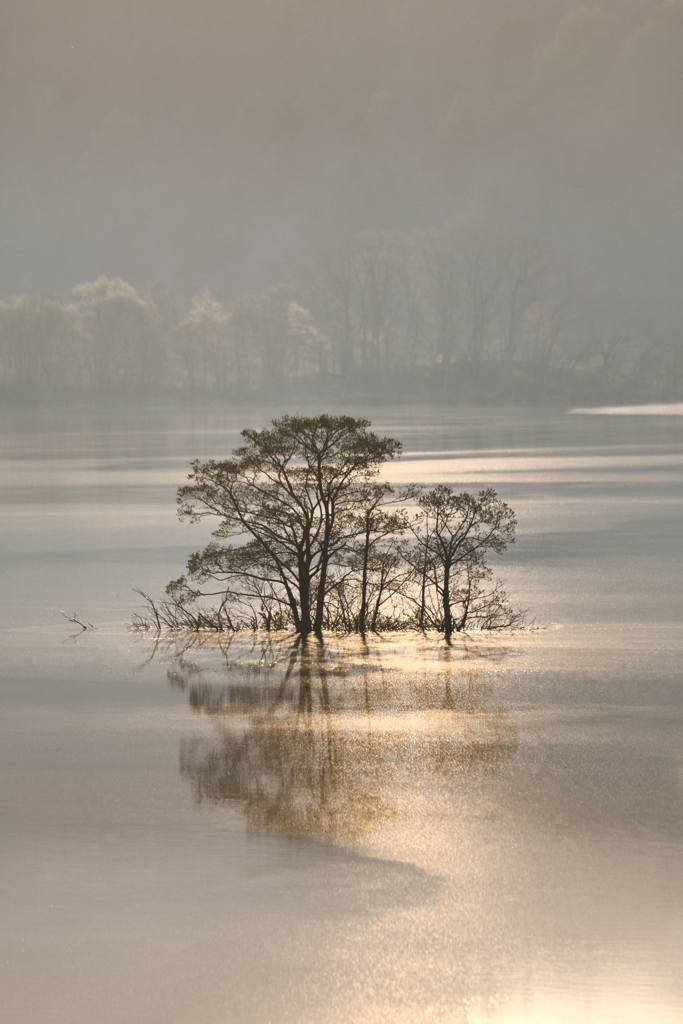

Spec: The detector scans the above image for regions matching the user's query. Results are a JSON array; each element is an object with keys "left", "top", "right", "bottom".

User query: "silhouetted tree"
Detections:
[
  {"left": 408, "top": 485, "right": 519, "bottom": 638},
  {"left": 172, "top": 415, "right": 401, "bottom": 636}
]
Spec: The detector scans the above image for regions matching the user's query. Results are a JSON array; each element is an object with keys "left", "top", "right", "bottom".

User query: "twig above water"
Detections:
[{"left": 61, "top": 610, "right": 96, "bottom": 642}]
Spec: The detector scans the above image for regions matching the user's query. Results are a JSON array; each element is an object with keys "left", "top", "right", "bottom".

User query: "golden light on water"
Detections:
[
  {"left": 164, "top": 632, "right": 518, "bottom": 842},
  {"left": 2, "top": 406, "right": 682, "bottom": 1023}
]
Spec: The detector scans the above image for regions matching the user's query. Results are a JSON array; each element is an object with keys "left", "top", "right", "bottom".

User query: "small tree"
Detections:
[
  {"left": 174, "top": 415, "right": 401, "bottom": 636},
  {"left": 408, "top": 486, "right": 518, "bottom": 638},
  {"left": 347, "top": 483, "right": 408, "bottom": 633}
]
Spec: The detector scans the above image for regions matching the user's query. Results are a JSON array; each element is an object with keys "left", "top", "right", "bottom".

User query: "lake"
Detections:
[{"left": 1, "top": 404, "right": 682, "bottom": 1024}]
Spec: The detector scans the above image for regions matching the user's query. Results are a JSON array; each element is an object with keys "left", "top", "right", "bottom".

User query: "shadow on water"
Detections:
[{"left": 148, "top": 632, "right": 518, "bottom": 843}]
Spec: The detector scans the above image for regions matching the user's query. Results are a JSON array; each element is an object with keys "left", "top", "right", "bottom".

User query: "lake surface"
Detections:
[{"left": 1, "top": 404, "right": 682, "bottom": 1024}]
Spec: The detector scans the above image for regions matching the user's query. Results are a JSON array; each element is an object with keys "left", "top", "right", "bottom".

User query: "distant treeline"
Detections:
[{"left": 2, "top": 228, "right": 681, "bottom": 405}]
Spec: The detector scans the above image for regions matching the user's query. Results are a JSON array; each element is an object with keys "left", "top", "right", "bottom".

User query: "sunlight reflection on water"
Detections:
[
  {"left": 1, "top": 405, "right": 682, "bottom": 1024},
  {"left": 571, "top": 403, "right": 683, "bottom": 415},
  {"left": 152, "top": 632, "right": 517, "bottom": 841}
]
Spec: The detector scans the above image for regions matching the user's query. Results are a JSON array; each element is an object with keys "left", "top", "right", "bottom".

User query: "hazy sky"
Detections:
[{"left": 1, "top": 0, "right": 681, "bottom": 314}]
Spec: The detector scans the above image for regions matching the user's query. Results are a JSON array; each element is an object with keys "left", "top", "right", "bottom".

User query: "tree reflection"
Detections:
[{"left": 158, "top": 633, "right": 517, "bottom": 841}]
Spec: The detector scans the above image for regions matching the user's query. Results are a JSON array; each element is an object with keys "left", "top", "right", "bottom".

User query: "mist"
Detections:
[
  {"left": 3, "top": 7, "right": 683, "bottom": 1012},
  {"left": 1, "top": 0, "right": 682, "bottom": 406}
]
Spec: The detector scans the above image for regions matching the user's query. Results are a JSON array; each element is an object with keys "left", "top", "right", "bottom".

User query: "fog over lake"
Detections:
[
  {"left": 1, "top": 404, "right": 681, "bottom": 1024},
  {"left": 3, "top": 0, "right": 683, "bottom": 1016}
]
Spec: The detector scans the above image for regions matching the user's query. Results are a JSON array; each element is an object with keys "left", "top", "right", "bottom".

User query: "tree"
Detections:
[
  {"left": 286, "top": 300, "right": 330, "bottom": 382},
  {"left": 340, "top": 483, "right": 409, "bottom": 634},
  {"left": 499, "top": 237, "right": 546, "bottom": 363},
  {"left": 304, "top": 241, "right": 357, "bottom": 382},
  {"left": 409, "top": 486, "right": 518, "bottom": 639},
  {"left": 175, "top": 291, "right": 232, "bottom": 396},
  {"left": 352, "top": 232, "right": 410, "bottom": 376},
  {"left": 356, "top": 497, "right": 405, "bottom": 634},
  {"left": 0, "top": 293, "right": 87, "bottom": 399},
  {"left": 305, "top": 232, "right": 414, "bottom": 388},
  {"left": 229, "top": 286, "right": 296, "bottom": 397},
  {"left": 459, "top": 230, "right": 501, "bottom": 364},
  {"left": 134, "top": 418, "right": 525, "bottom": 638},
  {"left": 173, "top": 415, "right": 402, "bottom": 636},
  {"left": 422, "top": 229, "right": 461, "bottom": 387},
  {"left": 73, "top": 277, "right": 164, "bottom": 395}
]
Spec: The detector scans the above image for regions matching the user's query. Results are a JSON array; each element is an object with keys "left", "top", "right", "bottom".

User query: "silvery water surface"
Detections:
[{"left": 1, "top": 404, "right": 682, "bottom": 1024}]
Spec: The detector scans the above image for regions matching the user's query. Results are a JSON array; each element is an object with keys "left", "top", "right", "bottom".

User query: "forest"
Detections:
[{"left": 1, "top": 237, "right": 679, "bottom": 404}]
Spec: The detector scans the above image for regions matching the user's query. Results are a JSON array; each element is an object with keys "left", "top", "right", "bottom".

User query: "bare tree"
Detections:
[
  {"left": 500, "top": 238, "right": 546, "bottom": 363},
  {"left": 352, "top": 232, "right": 410, "bottom": 377},
  {"left": 422, "top": 229, "right": 461, "bottom": 386},
  {"left": 408, "top": 486, "right": 518, "bottom": 638},
  {"left": 173, "top": 415, "right": 402, "bottom": 636},
  {"left": 304, "top": 240, "right": 357, "bottom": 382},
  {"left": 459, "top": 231, "right": 501, "bottom": 363},
  {"left": 347, "top": 484, "right": 409, "bottom": 633}
]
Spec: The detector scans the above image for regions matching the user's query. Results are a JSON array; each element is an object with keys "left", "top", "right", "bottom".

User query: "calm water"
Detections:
[{"left": 1, "top": 404, "right": 682, "bottom": 1024}]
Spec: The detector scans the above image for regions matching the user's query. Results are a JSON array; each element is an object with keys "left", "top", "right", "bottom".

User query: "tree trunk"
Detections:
[
  {"left": 418, "top": 541, "right": 429, "bottom": 630},
  {"left": 298, "top": 560, "right": 313, "bottom": 635},
  {"left": 279, "top": 573, "right": 302, "bottom": 633},
  {"left": 442, "top": 560, "right": 453, "bottom": 639},
  {"left": 313, "top": 506, "right": 334, "bottom": 635},
  {"left": 358, "top": 516, "right": 371, "bottom": 633},
  {"left": 312, "top": 563, "right": 327, "bottom": 635},
  {"left": 370, "top": 577, "right": 385, "bottom": 632}
]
